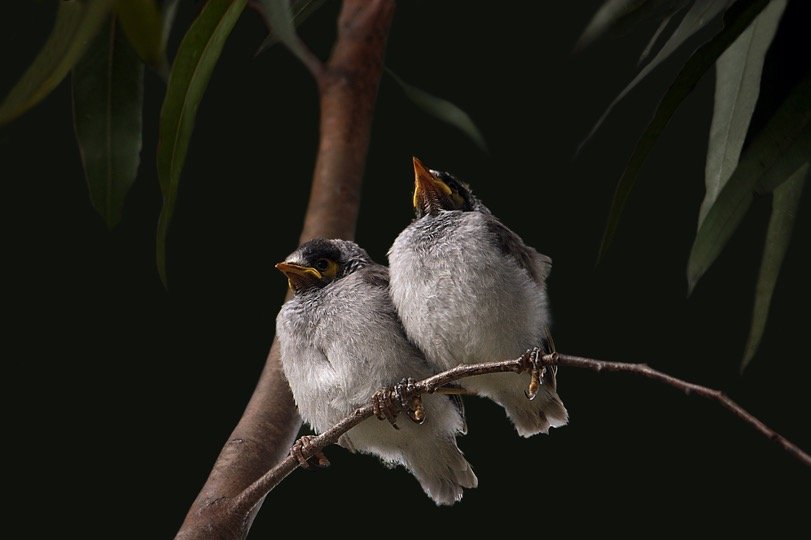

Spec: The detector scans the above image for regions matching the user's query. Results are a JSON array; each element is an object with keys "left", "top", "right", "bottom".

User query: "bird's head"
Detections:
[
  {"left": 276, "top": 238, "right": 370, "bottom": 294},
  {"left": 411, "top": 156, "right": 479, "bottom": 218}
]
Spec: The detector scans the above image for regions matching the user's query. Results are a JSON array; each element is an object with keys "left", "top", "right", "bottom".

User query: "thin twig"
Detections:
[
  {"left": 228, "top": 350, "right": 811, "bottom": 520},
  {"left": 555, "top": 354, "right": 811, "bottom": 468}
]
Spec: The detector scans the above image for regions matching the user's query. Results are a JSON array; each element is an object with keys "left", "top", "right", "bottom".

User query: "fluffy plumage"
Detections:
[
  {"left": 388, "top": 159, "right": 568, "bottom": 437},
  {"left": 275, "top": 238, "right": 477, "bottom": 505}
]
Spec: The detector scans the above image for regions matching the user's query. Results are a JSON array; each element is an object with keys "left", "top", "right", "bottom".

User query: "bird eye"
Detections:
[{"left": 314, "top": 258, "right": 331, "bottom": 271}]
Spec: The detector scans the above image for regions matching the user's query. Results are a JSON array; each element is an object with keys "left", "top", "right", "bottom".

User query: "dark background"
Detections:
[{"left": 3, "top": 1, "right": 809, "bottom": 537}]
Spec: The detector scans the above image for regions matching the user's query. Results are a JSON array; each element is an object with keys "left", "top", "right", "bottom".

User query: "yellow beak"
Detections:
[
  {"left": 275, "top": 262, "right": 322, "bottom": 291},
  {"left": 412, "top": 156, "right": 453, "bottom": 214}
]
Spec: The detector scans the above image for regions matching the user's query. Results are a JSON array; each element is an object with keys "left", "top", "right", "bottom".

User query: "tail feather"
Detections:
[
  {"left": 504, "top": 385, "right": 568, "bottom": 437},
  {"left": 406, "top": 438, "right": 478, "bottom": 506},
  {"left": 463, "top": 371, "right": 568, "bottom": 438}
]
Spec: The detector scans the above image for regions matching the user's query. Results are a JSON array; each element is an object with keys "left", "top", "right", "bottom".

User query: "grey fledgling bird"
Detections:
[
  {"left": 275, "top": 238, "right": 477, "bottom": 505},
  {"left": 388, "top": 158, "right": 568, "bottom": 438}
]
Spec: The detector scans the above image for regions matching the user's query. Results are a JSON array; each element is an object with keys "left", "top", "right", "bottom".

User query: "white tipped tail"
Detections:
[
  {"left": 463, "top": 371, "right": 569, "bottom": 438},
  {"left": 406, "top": 437, "right": 478, "bottom": 506}
]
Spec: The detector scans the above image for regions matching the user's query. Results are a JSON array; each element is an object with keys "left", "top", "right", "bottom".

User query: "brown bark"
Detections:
[
  {"left": 300, "top": 0, "right": 394, "bottom": 243},
  {"left": 175, "top": 1, "right": 395, "bottom": 538},
  {"left": 228, "top": 351, "right": 811, "bottom": 507}
]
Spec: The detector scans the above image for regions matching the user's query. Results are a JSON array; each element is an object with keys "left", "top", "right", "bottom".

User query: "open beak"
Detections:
[
  {"left": 275, "top": 262, "right": 322, "bottom": 291},
  {"left": 412, "top": 156, "right": 453, "bottom": 215}
]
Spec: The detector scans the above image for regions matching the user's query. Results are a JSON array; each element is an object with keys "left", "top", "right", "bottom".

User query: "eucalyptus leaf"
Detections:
[
  {"left": 574, "top": 0, "right": 690, "bottom": 52},
  {"left": 0, "top": 0, "right": 114, "bottom": 125},
  {"left": 116, "top": 0, "right": 165, "bottom": 71},
  {"left": 578, "top": 0, "right": 736, "bottom": 154},
  {"left": 742, "top": 163, "right": 808, "bottom": 372},
  {"left": 386, "top": 69, "right": 488, "bottom": 153},
  {"left": 257, "top": 0, "right": 327, "bottom": 55},
  {"left": 698, "top": 0, "right": 786, "bottom": 230},
  {"left": 638, "top": 13, "right": 675, "bottom": 65},
  {"left": 756, "top": 126, "right": 811, "bottom": 194},
  {"left": 162, "top": 0, "right": 181, "bottom": 55},
  {"left": 256, "top": 0, "right": 315, "bottom": 67},
  {"left": 72, "top": 20, "right": 144, "bottom": 229},
  {"left": 597, "top": 0, "right": 772, "bottom": 262},
  {"left": 156, "top": 0, "right": 247, "bottom": 286},
  {"left": 687, "top": 72, "right": 811, "bottom": 294}
]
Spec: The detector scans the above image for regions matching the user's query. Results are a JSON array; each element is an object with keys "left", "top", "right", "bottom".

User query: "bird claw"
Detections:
[
  {"left": 407, "top": 398, "right": 426, "bottom": 424},
  {"left": 373, "top": 378, "right": 425, "bottom": 428},
  {"left": 372, "top": 387, "right": 400, "bottom": 429},
  {"left": 522, "top": 333, "right": 560, "bottom": 400},
  {"left": 394, "top": 377, "right": 426, "bottom": 425},
  {"left": 291, "top": 435, "right": 330, "bottom": 469},
  {"left": 393, "top": 377, "right": 416, "bottom": 408},
  {"left": 523, "top": 346, "right": 544, "bottom": 401}
]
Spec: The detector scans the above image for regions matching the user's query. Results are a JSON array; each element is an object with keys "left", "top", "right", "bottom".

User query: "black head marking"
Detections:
[
  {"left": 297, "top": 238, "right": 371, "bottom": 280},
  {"left": 433, "top": 171, "right": 474, "bottom": 208}
]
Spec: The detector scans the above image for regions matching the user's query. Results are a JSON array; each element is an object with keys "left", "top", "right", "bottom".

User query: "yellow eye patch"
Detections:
[{"left": 317, "top": 259, "right": 339, "bottom": 279}]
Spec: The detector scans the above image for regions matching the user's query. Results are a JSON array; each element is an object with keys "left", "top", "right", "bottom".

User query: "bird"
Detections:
[
  {"left": 387, "top": 157, "right": 568, "bottom": 438},
  {"left": 275, "top": 237, "right": 478, "bottom": 505}
]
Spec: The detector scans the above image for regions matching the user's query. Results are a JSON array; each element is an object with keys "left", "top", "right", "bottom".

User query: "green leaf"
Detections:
[
  {"left": 578, "top": 0, "right": 735, "bottom": 154},
  {"left": 386, "top": 68, "right": 488, "bottom": 153},
  {"left": 161, "top": 0, "right": 181, "bottom": 56},
  {"left": 687, "top": 72, "right": 811, "bottom": 294},
  {"left": 156, "top": 0, "right": 247, "bottom": 286},
  {"left": 116, "top": 0, "right": 165, "bottom": 72},
  {"left": 699, "top": 0, "right": 786, "bottom": 231},
  {"left": 574, "top": 0, "right": 690, "bottom": 52},
  {"left": 72, "top": 19, "right": 144, "bottom": 229},
  {"left": 0, "top": 0, "right": 114, "bottom": 125},
  {"left": 257, "top": 0, "right": 327, "bottom": 55},
  {"left": 256, "top": 0, "right": 316, "bottom": 67},
  {"left": 597, "top": 0, "right": 771, "bottom": 262},
  {"left": 756, "top": 124, "right": 811, "bottom": 194},
  {"left": 742, "top": 163, "right": 807, "bottom": 372}
]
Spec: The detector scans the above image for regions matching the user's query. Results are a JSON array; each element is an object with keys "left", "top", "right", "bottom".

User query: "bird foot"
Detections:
[
  {"left": 394, "top": 377, "right": 425, "bottom": 425},
  {"left": 372, "top": 385, "right": 401, "bottom": 429},
  {"left": 290, "top": 435, "right": 330, "bottom": 469},
  {"left": 523, "top": 346, "right": 544, "bottom": 401},
  {"left": 372, "top": 378, "right": 425, "bottom": 428},
  {"left": 522, "top": 343, "right": 558, "bottom": 401}
]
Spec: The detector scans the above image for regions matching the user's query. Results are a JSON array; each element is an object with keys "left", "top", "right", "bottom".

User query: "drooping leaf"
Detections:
[
  {"left": 698, "top": 0, "right": 787, "bottom": 230},
  {"left": 156, "top": 0, "right": 247, "bottom": 286},
  {"left": 597, "top": 0, "right": 772, "bottom": 262},
  {"left": 574, "top": 0, "right": 690, "bottom": 52},
  {"left": 0, "top": 0, "right": 114, "bottom": 125},
  {"left": 687, "top": 72, "right": 811, "bottom": 294},
  {"left": 72, "top": 19, "right": 144, "bottom": 229},
  {"left": 256, "top": 0, "right": 316, "bottom": 67},
  {"left": 742, "top": 163, "right": 807, "bottom": 372},
  {"left": 257, "top": 0, "right": 327, "bottom": 55},
  {"left": 386, "top": 68, "right": 488, "bottom": 153},
  {"left": 638, "top": 13, "right": 675, "bottom": 65},
  {"left": 578, "top": 0, "right": 736, "bottom": 154},
  {"left": 116, "top": 0, "right": 165, "bottom": 72},
  {"left": 161, "top": 0, "right": 181, "bottom": 55},
  {"left": 756, "top": 125, "right": 811, "bottom": 194}
]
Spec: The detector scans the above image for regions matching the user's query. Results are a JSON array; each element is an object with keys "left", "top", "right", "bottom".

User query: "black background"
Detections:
[{"left": 3, "top": 1, "right": 810, "bottom": 537}]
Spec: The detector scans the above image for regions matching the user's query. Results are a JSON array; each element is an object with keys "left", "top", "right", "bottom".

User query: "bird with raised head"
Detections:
[
  {"left": 387, "top": 158, "right": 568, "bottom": 438},
  {"left": 275, "top": 238, "right": 477, "bottom": 505}
]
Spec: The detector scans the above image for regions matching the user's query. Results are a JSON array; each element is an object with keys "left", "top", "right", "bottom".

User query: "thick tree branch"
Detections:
[
  {"left": 226, "top": 350, "right": 811, "bottom": 516},
  {"left": 175, "top": 1, "right": 395, "bottom": 539},
  {"left": 300, "top": 0, "right": 393, "bottom": 242}
]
